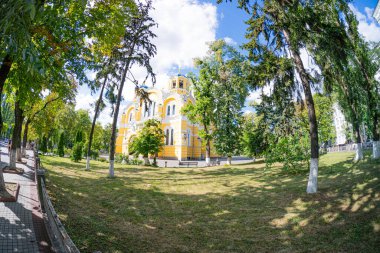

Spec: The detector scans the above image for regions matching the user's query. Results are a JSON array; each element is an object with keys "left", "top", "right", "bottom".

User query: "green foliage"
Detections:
[
  {"left": 75, "top": 130, "right": 84, "bottom": 143},
  {"left": 183, "top": 40, "right": 249, "bottom": 157},
  {"left": 265, "top": 134, "right": 310, "bottom": 174},
  {"left": 107, "top": 0, "right": 157, "bottom": 165},
  {"left": 296, "top": 94, "right": 336, "bottom": 145},
  {"left": 98, "top": 157, "right": 107, "bottom": 163},
  {"left": 71, "top": 142, "right": 83, "bottom": 162},
  {"left": 40, "top": 135, "right": 48, "bottom": 153},
  {"left": 129, "top": 119, "right": 164, "bottom": 158},
  {"left": 115, "top": 154, "right": 129, "bottom": 164},
  {"left": 128, "top": 158, "right": 143, "bottom": 166},
  {"left": 58, "top": 132, "right": 65, "bottom": 157},
  {"left": 241, "top": 113, "right": 267, "bottom": 158},
  {"left": 208, "top": 40, "right": 249, "bottom": 156},
  {"left": 90, "top": 150, "right": 100, "bottom": 160}
]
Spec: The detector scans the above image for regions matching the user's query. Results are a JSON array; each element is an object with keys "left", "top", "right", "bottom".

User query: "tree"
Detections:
[
  {"left": 129, "top": 119, "right": 164, "bottom": 165},
  {"left": 183, "top": 40, "right": 248, "bottom": 165},
  {"left": 22, "top": 92, "right": 66, "bottom": 157},
  {"left": 0, "top": 0, "right": 135, "bottom": 190},
  {"left": 108, "top": 0, "right": 157, "bottom": 177},
  {"left": 9, "top": 98, "right": 24, "bottom": 167},
  {"left": 75, "top": 131, "right": 84, "bottom": 144},
  {"left": 222, "top": 0, "right": 355, "bottom": 193},
  {"left": 182, "top": 72, "right": 215, "bottom": 166},
  {"left": 241, "top": 113, "right": 267, "bottom": 158},
  {"left": 296, "top": 94, "right": 336, "bottom": 151},
  {"left": 58, "top": 132, "right": 65, "bottom": 157},
  {"left": 40, "top": 135, "right": 48, "bottom": 154},
  {"left": 86, "top": 59, "right": 111, "bottom": 171},
  {"left": 71, "top": 143, "right": 83, "bottom": 162},
  {"left": 209, "top": 40, "right": 249, "bottom": 165}
]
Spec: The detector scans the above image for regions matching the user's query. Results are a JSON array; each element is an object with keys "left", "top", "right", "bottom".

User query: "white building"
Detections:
[
  {"left": 332, "top": 103, "right": 347, "bottom": 145},
  {"left": 374, "top": 1, "right": 380, "bottom": 22}
]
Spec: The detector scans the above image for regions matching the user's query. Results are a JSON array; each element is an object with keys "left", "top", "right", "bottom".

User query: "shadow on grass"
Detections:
[{"left": 41, "top": 153, "right": 380, "bottom": 253}]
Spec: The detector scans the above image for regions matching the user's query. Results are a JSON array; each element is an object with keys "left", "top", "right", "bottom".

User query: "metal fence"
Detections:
[
  {"left": 35, "top": 154, "right": 80, "bottom": 253},
  {"left": 326, "top": 142, "right": 373, "bottom": 153}
]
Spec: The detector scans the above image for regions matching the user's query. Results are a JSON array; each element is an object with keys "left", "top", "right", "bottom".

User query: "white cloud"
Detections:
[
  {"left": 246, "top": 84, "right": 273, "bottom": 105},
  {"left": 224, "top": 36, "right": 237, "bottom": 46},
  {"left": 350, "top": 4, "right": 380, "bottom": 42}
]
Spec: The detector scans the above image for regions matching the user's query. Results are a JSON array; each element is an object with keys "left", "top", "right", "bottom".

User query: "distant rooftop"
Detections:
[{"left": 374, "top": 1, "right": 380, "bottom": 22}]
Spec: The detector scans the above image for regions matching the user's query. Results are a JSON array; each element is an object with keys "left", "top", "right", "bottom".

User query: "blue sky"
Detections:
[
  {"left": 208, "top": 0, "right": 379, "bottom": 49},
  {"left": 77, "top": 0, "right": 380, "bottom": 125}
]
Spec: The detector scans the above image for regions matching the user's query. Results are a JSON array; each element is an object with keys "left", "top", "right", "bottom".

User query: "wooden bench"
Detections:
[{"left": 178, "top": 161, "right": 198, "bottom": 167}]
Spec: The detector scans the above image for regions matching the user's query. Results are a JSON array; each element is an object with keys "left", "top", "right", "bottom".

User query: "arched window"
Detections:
[
  {"left": 172, "top": 80, "right": 176, "bottom": 88},
  {"left": 165, "top": 129, "right": 169, "bottom": 145},
  {"left": 187, "top": 129, "right": 191, "bottom": 146},
  {"left": 172, "top": 105, "right": 176, "bottom": 115},
  {"left": 129, "top": 112, "right": 133, "bottom": 122},
  {"left": 170, "top": 129, "right": 174, "bottom": 145},
  {"left": 167, "top": 105, "right": 171, "bottom": 116},
  {"left": 179, "top": 80, "right": 184, "bottom": 89},
  {"left": 143, "top": 103, "right": 147, "bottom": 118}
]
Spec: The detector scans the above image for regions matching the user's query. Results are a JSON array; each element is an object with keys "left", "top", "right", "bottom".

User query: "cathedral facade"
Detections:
[{"left": 116, "top": 75, "right": 216, "bottom": 160}]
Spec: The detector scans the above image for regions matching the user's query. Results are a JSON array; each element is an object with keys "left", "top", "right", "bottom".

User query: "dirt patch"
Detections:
[{"left": 0, "top": 182, "right": 20, "bottom": 202}]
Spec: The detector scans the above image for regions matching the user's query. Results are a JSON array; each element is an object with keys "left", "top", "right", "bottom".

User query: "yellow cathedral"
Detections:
[{"left": 115, "top": 75, "right": 217, "bottom": 160}]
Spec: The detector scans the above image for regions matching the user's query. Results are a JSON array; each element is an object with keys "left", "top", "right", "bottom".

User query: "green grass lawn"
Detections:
[{"left": 41, "top": 152, "right": 380, "bottom": 253}]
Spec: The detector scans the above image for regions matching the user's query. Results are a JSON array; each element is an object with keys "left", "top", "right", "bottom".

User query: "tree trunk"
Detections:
[
  {"left": 22, "top": 119, "right": 30, "bottom": 158},
  {"left": 0, "top": 54, "right": 12, "bottom": 95},
  {"left": 0, "top": 56, "right": 10, "bottom": 165},
  {"left": 86, "top": 75, "right": 108, "bottom": 171},
  {"left": 0, "top": 55, "right": 12, "bottom": 143},
  {"left": 143, "top": 155, "right": 150, "bottom": 166},
  {"left": 205, "top": 139, "right": 211, "bottom": 166},
  {"left": 373, "top": 141, "right": 380, "bottom": 159},
  {"left": 16, "top": 114, "right": 24, "bottom": 162},
  {"left": 283, "top": 28, "right": 319, "bottom": 194},
  {"left": 353, "top": 119, "right": 363, "bottom": 162},
  {"left": 109, "top": 56, "right": 133, "bottom": 177},
  {"left": 371, "top": 108, "right": 379, "bottom": 159},
  {"left": 226, "top": 155, "right": 232, "bottom": 165},
  {"left": 10, "top": 100, "right": 23, "bottom": 169},
  {"left": 0, "top": 170, "right": 5, "bottom": 191}
]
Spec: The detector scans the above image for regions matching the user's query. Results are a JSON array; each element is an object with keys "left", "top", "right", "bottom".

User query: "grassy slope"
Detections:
[{"left": 41, "top": 152, "right": 380, "bottom": 253}]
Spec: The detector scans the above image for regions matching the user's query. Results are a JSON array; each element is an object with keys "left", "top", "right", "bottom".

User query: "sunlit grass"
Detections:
[{"left": 41, "top": 152, "right": 380, "bottom": 253}]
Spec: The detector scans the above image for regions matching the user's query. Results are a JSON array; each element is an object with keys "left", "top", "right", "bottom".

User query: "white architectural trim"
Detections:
[{"left": 374, "top": 1, "right": 380, "bottom": 22}]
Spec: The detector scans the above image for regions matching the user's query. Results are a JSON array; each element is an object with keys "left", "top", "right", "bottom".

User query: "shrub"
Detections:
[
  {"left": 115, "top": 154, "right": 129, "bottom": 164},
  {"left": 65, "top": 148, "right": 72, "bottom": 157},
  {"left": 71, "top": 143, "right": 83, "bottom": 162},
  {"left": 58, "top": 133, "right": 65, "bottom": 157},
  {"left": 128, "top": 158, "right": 143, "bottom": 165},
  {"left": 98, "top": 157, "right": 107, "bottom": 163},
  {"left": 90, "top": 150, "right": 99, "bottom": 160},
  {"left": 40, "top": 136, "right": 48, "bottom": 153},
  {"left": 265, "top": 134, "right": 310, "bottom": 174}
]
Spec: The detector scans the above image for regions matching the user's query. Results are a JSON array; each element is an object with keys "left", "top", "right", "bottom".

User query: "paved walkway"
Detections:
[{"left": 0, "top": 146, "right": 52, "bottom": 253}]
